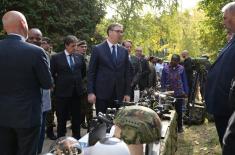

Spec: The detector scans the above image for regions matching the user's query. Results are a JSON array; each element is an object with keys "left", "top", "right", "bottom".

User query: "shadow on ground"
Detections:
[{"left": 175, "top": 121, "right": 221, "bottom": 155}]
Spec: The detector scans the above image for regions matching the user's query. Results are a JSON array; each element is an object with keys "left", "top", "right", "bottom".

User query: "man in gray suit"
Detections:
[{"left": 0, "top": 11, "right": 52, "bottom": 155}]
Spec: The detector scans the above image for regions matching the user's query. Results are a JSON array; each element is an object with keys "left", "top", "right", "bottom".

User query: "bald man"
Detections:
[
  {"left": 28, "top": 28, "right": 43, "bottom": 46},
  {"left": 0, "top": 11, "right": 52, "bottom": 155}
]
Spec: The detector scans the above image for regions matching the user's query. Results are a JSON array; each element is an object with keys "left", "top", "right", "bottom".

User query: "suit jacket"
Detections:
[
  {"left": 205, "top": 37, "right": 235, "bottom": 116},
  {"left": 223, "top": 111, "right": 235, "bottom": 154},
  {"left": 138, "top": 57, "right": 150, "bottom": 90},
  {"left": 182, "top": 57, "right": 193, "bottom": 89},
  {"left": 87, "top": 41, "right": 131, "bottom": 101},
  {"left": 129, "top": 55, "right": 141, "bottom": 87},
  {"left": 50, "top": 52, "right": 86, "bottom": 97},
  {"left": 0, "top": 35, "right": 52, "bottom": 128},
  {"left": 148, "top": 62, "right": 157, "bottom": 88}
]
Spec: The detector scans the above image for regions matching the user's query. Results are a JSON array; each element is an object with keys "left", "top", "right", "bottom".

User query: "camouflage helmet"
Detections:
[
  {"left": 48, "top": 136, "right": 83, "bottom": 155},
  {"left": 113, "top": 106, "right": 162, "bottom": 144}
]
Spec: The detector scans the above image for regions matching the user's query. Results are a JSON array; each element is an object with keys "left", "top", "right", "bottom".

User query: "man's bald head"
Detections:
[
  {"left": 27, "top": 28, "right": 43, "bottom": 46},
  {"left": 181, "top": 50, "right": 189, "bottom": 59},
  {"left": 2, "top": 11, "right": 28, "bottom": 38}
]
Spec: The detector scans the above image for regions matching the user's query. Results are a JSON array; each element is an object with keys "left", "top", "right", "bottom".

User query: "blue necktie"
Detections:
[
  {"left": 112, "top": 45, "right": 117, "bottom": 65},
  {"left": 69, "top": 55, "right": 75, "bottom": 71}
]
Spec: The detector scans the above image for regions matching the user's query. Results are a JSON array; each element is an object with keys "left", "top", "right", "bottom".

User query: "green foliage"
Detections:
[
  {"left": 97, "top": 3, "right": 204, "bottom": 58},
  {"left": 0, "top": 0, "right": 106, "bottom": 51},
  {"left": 199, "top": 0, "right": 231, "bottom": 60}
]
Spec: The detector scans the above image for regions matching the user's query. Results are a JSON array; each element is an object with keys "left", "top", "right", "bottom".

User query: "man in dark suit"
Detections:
[
  {"left": 50, "top": 35, "right": 86, "bottom": 139},
  {"left": 181, "top": 50, "right": 193, "bottom": 100},
  {"left": 0, "top": 11, "right": 52, "bottom": 155},
  {"left": 135, "top": 46, "right": 150, "bottom": 91},
  {"left": 205, "top": 2, "right": 235, "bottom": 147},
  {"left": 88, "top": 23, "right": 131, "bottom": 114},
  {"left": 122, "top": 40, "right": 141, "bottom": 100}
]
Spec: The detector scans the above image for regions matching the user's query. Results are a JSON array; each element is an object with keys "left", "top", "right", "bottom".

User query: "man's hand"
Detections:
[
  {"left": 88, "top": 93, "right": 96, "bottom": 104},
  {"left": 123, "top": 95, "right": 130, "bottom": 102}
]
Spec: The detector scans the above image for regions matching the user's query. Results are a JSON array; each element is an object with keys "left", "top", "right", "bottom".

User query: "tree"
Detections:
[
  {"left": 96, "top": 3, "right": 204, "bottom": 58},
  {"left": 0, "top": 0, "right": 106, "bottom": 51},
  {"left": 198, "top": 0, "right": 231, "bottom": 59}
]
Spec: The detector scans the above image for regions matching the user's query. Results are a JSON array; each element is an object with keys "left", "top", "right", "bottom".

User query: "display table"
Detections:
[
  {"left": 79, "top": 110, "right": 177, "bottom": 155},
  {"left": 159, "top": 110, "right": 178, "bottom": 155}
]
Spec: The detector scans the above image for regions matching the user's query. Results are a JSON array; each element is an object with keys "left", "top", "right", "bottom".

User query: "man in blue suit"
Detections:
[
  {"left": 88, "top": 23, "right": 131, "bottom": 114},
  {"left": 205, "top": 2, "right": 235, "bottom": 147},
  {"left": 50, "top": 35, "right": 86, "bottom": 139},
  {"left": 0, "top": 11, "right": 52, "bottom": 155}
]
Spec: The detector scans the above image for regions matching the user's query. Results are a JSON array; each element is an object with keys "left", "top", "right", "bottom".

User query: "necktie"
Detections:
[
  {"left": 69, "top": 55, "right": 75, "bottom": 71},
  {"left": 112, "top": 45, "right": 117, "bottom": 65}
]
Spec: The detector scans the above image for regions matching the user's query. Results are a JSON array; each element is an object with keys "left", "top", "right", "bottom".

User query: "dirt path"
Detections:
[{"left": 175, "top": 121, "right": 221, "bottom": 155}]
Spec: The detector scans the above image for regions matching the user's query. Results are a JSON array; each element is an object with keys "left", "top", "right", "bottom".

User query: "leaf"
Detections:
[{"left": 194, "top": 141, "right": 200, "bottom": 145}]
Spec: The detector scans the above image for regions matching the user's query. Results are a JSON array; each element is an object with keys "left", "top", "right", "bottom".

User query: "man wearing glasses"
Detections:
[{"left": 88, "top": 23, "right": 132, "bottom": 114}]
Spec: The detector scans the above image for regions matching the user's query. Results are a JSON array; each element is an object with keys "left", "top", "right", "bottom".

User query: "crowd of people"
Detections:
[{"left": 1, "top": 2, "right": 235, "bottom": 155}]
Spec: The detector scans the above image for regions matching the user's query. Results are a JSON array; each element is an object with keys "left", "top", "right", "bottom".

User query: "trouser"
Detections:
[
  {"left": 174, "top": 98, "right": 184, "bottom": 130},
  {"left": 214, "top": 114, "right": 231, "bottom": 147},
  {"left": 46, "top": 95, "right": 56, "bottom": 128},
  {"left": 95, "top": 87, "right": 119, "bottom": 115},
  {"left": 0, "top": 125, "right": 40, "bottom": 155},
  {"left": 223, "top": 112, "right": 235, "bottom": 155},
  {"left": 80, "top": 93, "right": 93, "bottom": 126},
  {"left": 95, "top": 98, "right": 120, "bottom": 115},
  {"left": 38, "top": 111, "right": 48, "bottom": 154},
  {"left": 56, "top": 90, "right": 81, "bottom": 139}
]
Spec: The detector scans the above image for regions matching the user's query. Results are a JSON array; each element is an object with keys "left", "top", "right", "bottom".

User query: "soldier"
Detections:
[
  {"left": 42, "top": 37, "right": 57, "bottom": 140},
  {"left": 76, "top": 40, "right": 93, "bottom": 131}
]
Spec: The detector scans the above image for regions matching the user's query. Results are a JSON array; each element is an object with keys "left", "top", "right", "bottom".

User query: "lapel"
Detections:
[
  {"left": 211, "top": 37, "right": 235, "bottom": 69},
  {"left": 116, "top": 45, "right": 122, "bottom": 66},
  {"left": 103, "top": 41, "right": 116, "bottom": 68},
  {"left": 61, "top": 52, "right": 72, "bottom": 72},
  {"left": 73, "top": 54, "right": 80, "bottom": 70}
]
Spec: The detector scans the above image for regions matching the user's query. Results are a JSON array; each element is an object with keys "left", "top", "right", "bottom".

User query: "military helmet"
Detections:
[
  {"left": 48, "top": 136, "right": 83, "bottom": 155},
  {"left": 114, "top": 105, "right": 162, "bottom": 144}
]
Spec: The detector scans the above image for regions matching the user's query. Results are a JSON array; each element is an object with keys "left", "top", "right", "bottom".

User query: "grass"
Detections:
[{"left": 175, "top": 120, "right": 221, "bottom": 155}]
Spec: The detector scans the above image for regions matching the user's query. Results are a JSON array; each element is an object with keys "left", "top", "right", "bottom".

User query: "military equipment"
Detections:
[
  {"left": 114, "top": 105, "right": 162, "bottom": 144},
  {"left": 88, "top": 122, "right": 107, "bottom": 146},
  {"left": 48, "top": 136, "right": 83, "bottom": 155},
  {"left": 90, "top": 137, "right": 130, "bottom": 155},
  {"left": 184, "top": 102, "right": 206, "bottom": 125}
]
